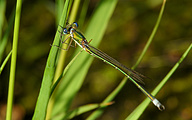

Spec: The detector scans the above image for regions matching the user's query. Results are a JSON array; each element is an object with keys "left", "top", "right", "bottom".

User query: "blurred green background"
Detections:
[{"left": 1, "top": 0, "right": 192, "bottom": 120}]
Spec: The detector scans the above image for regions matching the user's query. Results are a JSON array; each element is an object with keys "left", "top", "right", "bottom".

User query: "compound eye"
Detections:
[
  {"left": 63, "top": 28, "right": 68, "bottom": 34},
  {"left": 73, "top": 22, "right": 78, "bottom": 28}
]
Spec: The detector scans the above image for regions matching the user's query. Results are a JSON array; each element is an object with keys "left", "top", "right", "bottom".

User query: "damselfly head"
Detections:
[{"left": 62, "top": 22, "right": 78, "bottom": 35}]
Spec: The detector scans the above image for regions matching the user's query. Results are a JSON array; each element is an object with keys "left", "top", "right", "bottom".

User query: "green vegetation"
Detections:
[{"left": 1, "top": 0, "right": 192, "bottom": 120}]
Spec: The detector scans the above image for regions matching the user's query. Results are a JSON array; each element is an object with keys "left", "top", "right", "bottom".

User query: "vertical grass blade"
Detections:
[
  {"left": 6, "top": 0, "right": 22, "bottom": 119},
  {"left": 46, "top": 0, "right": 78, "bottom": 119},
  {"left": 32, "top": 0, "right": 72, "bottom": 119},
  {"left": 55, "top": 0, "right": 64, "bottom": 25}
]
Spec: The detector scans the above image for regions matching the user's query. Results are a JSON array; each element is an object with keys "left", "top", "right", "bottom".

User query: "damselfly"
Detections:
[{"left": 58, "top": 22, "right": 165, "bottom": 111}]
